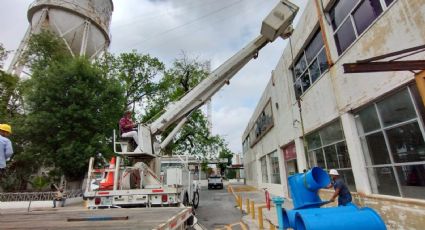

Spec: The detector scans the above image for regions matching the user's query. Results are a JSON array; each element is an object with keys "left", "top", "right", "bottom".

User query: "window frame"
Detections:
[
  {"left": 269, "top": 151, "right": 281, "bottom": 184},
  {"left": 329, "top": 0, "right": 394, "bottom": 55},
  {"left": 292, "top": 28, "right": 329, "bottom": 97},
  {"left": 260, "top": 155, "right": 269, "bottom": 183},
  {"left": 305, "top": 120, "right": 356, "bottom": 190},
  {"left": 355, "top": 86, "right": 425, "bottom": 198}
]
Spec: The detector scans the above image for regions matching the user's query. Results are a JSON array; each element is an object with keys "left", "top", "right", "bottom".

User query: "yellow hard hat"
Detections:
[{"left": 0, "top": 124, "right": 12, "bottom": 134}]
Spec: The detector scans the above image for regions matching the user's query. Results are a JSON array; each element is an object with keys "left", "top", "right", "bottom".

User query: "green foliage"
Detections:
[
  {"left": 22, "top": 30, "right": 71, "bottom": 71},
  {"left": 226, "top": 169, "right": 237, "bottom": 179},
  {"left": 201, "top": 160, "right": 209, "bottom": 173},
  {"left": 0, "top": 42, "right": 10, "bottom": 69},
  {"left": 0, "top": 71, "right": 20, "bottom": 120},
  {"left": 30, "top": 176, "right": 50, "bottom": 191},
  {"left": 23, "top": 57, "right": 125, "bottom": 180},
  {"left": 96, "top": 51, "right": 164, "bottom": 110}
]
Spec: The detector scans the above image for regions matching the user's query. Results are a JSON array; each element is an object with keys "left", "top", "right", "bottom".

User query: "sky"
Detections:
[{"left": 0, "top": 0, "right": 307, "bottom": 154}]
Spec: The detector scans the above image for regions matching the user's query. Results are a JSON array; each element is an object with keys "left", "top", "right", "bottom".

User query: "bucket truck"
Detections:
[{"left": 84, "top": 0, "right": 298, "bottom": 225}]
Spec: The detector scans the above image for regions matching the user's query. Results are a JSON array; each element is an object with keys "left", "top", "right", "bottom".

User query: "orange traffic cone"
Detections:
[{"left": 99, "top": 157, "right": 115, "bottom": 190}]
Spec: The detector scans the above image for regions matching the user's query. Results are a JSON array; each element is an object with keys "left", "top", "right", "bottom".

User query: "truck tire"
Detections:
[{"left": 192, "top": 191, "right": 199, "bottom": 209}]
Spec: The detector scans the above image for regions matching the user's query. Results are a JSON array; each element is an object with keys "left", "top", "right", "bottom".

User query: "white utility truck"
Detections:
[{"left": 83, "top": 0, "right": 298, "bottom": 228}]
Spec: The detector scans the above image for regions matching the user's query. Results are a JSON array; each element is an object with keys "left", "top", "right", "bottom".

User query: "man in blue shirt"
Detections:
[
  {"left": 0, "top": 124, "right": 14, "bottom": 177},
  {"left": 328, "top": 169, "right": 352, "bottom": 206}
]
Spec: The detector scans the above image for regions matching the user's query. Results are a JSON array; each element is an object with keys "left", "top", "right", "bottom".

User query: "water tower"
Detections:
[{"left": 8, "top": 0, "right": 113, "bottom": 75}]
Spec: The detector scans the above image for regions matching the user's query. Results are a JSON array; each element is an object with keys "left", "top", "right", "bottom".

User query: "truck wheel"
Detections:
[{"left": 192, "top": 191, "right": 199, "bottom": 209}]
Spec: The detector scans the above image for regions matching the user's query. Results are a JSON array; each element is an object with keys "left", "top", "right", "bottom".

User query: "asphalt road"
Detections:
[{"left": 195, "top": 184, "right": 243, "bottom": 229}]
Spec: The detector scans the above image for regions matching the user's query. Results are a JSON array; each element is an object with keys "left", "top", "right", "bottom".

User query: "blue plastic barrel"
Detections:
[
  {"left": 288, "top": 167, "right": 330, "bottom": 209},
  {"left": 295, "top": 207, "right": 387, "bottom": 230},
  {"left": 282, "top": 205, "right": 358, "bottom": 229}
]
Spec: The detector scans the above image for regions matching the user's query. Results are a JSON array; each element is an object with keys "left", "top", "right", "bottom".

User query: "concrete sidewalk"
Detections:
[{"left": 228, "top": 183, "right": 294, "bottom": 229}]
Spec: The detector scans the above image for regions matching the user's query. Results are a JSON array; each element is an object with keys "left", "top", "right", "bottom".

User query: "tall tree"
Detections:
[
  {"left": 0, "top": 42, "right": 9, "bottom": 69},
  {"left": 0, "top": 42, "right": 40, "bottom": 191},
  {"left": 21, "top": 31, "right": 125, "bottom": 180},
  {"left": 96, "top": 51, "right": 164, "bottom": 111}
]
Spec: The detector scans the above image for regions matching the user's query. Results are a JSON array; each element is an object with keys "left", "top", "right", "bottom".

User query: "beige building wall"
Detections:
[{"left": 242, "top": 0, "right": 425, "bottom": 228}]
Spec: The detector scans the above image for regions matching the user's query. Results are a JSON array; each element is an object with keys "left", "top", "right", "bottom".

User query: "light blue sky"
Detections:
[{"left": 0, "top": 0, "right": 307, "bottom": 154}]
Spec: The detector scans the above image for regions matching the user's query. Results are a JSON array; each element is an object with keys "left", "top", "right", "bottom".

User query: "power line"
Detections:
[
  {"left": 121, "top": 0, "right": 243, "bottom": 50},
  {"left": 138, "top": 0, "right": 271, "bottom": 54},
  {"left": 112, "top": 0, "right": 229, "bottom": 29}
]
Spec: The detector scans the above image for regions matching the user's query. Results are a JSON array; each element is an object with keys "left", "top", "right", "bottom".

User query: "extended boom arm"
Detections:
[
  {"left": 134, "top": 0, "right": 298, "bottom": 156},
  {"left": 149, "top": 0, "right": 299, "bottom": 135}
]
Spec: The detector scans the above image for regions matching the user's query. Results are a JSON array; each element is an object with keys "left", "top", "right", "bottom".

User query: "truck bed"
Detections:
[{"left": 0, "top": 206, "right": 192, "bottom": 229}]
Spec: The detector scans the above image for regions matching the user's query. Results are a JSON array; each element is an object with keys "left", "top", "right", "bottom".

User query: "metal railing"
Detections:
[{"left": 0, "top": 189, "right": 83, "bottom": 202}]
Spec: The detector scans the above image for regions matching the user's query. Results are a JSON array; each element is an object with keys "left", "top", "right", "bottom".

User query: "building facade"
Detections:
[{"left": 242, "top": 0, "right": 425, "bottom": 228}]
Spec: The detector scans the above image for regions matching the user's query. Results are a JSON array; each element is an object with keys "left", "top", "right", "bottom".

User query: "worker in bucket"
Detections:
[
  {"left": 327, "top": 169, "right": 352, "bottom": 206},
  {"left": 0, "top": 124, "right": 14, "bottom": 177},
  {"left": 119, "top": 111, "right": 139, "bottom": 149}
]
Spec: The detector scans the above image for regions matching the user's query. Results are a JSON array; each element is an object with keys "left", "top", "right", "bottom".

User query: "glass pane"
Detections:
[
  {"left": 386, "top": 122, "right": 425, "bottom": 163},
  {"left": 261, "top": 157, "right": 268, "bottom": 183},
  {"left": 409, "top": 85, "right": 425, "bottom": 125},
  {"left": 309, "top": 59, "right": 321, "bottom": 83},
  {"left": 306, "top": 132, "right": 321, "bottom": 150},
  {"left": 352, "top": 0, "right": 383, "bottom": 35},
  {"left": 320, "top": 121, "right": 344, "bottom": 145},
  {"left": 377, "top": 89, "right": 417, "bottom": 127},
  {"left": 315, "top": 149, "right": 326, "bottom": 168},
  {"left": 301, "top": 72, "right": 311, "bottom": 92},
  {"left": 294, "top": 55, "right": 307, "bottom": 78},
  {"left": 361, "top": 132, "right": 391, "bottom": 165},
  {"left": 396, "top": 165, "right": 425, "bottom": 199},
  {"left": 324, "top": 145, "right": 338, "bottom": 169},
  {"left": 336, "top": 142, "right": 351, "bottom": 168},
  {"left": 339, "top": 169, "right": 357, "bottom": 192},
  {"left": 305, "top": 30, "right": 324, "bottom": 63},
  {"left": 294, "top": 78, "right": 303, "bottom": 98},
  {"left": 317, "top": 49, "right": 329, "bottom": 73},
  {"left": 368, "top": 167, "right": 400, "bottom": 196},
  {"left": 307, "top": 151, "right": 316, "bottom": 168},
  {"left": 355, "top": 104, "right": 380, "bottom": 134},
  {"left": 271, "top": 152, "right": 281, "bottom": 184},
  {"left": 385, "top": 0, "right": 394, "bottom": 6},
  {"left": 334, "top": 19, "right": 357, "bottom": 54},
  {"left": 330, "top": 0, "right": 360, "bottom": 30}
]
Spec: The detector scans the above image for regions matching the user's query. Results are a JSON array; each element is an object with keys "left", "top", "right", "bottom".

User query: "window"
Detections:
[
  {"left": 242, "top": 135, "right": 250, "bottom": 155},
  {"left": 330, "top": 0, "right": 391, "bottom": 55},
  {"left": 355, "top": 86, "right": 425, "bottom": 199},
  {"left": 306, "top": 120, "right": 356, "bottom": 191},
  {"left": 270, "top": 151, "right": 281, "bottom": 184},
  {"left": 260, "top": 156, "right": 268, "bottom": 183},
  {"left": 250, "top": 100, "right": 274, "bottom": 145},
  {"left": 293, "top": 29, "right": 329, "bottom": 97}
]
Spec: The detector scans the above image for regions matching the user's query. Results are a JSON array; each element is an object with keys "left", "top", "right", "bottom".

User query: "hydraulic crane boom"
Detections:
[
  {"left": 127, "top": 0, "right": 299, "bottom": 158},
  {"left": 149, "top": 0, "right": 299, "bottom": 135}
]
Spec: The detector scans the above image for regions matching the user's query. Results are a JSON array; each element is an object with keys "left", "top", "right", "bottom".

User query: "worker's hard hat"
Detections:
[
  {"left": 0, "top": 124, "right": 12, "bottom": 134},
  {"left": 329, "top": 169, "right": 339, "bottom": 176}
]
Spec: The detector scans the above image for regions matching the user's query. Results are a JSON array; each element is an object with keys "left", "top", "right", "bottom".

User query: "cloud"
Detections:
[{"left": 0, "top": 0, "right": 308, "bottom": 154}]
